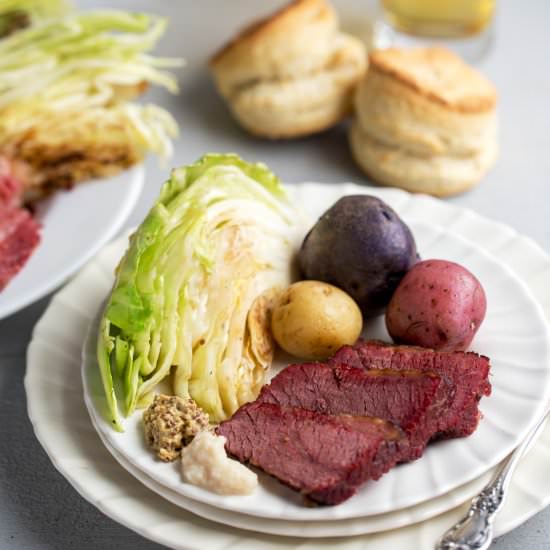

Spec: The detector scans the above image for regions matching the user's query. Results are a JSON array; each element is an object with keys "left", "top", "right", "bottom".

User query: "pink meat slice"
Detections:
[
  {"left": 329, "top": 340, "right": 492, "bottom": 438},
  {"left": 256, "top": 362, "right": 446, "bottom": 459},
  {"left": 0, "top": 205, "right": 41, "bottom": 291},
  {"left": 0, "top": 156, "right": 23, "bottom": 208},
  {"left": 0, "top": 156, "right": 41, "bottom": 291},
  {"left": 218, "top": 402, "right": 404, "bottom": 505}
]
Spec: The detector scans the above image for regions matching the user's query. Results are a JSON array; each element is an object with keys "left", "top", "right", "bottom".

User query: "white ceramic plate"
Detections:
[
  {"left": 77, "top": 224, "right": 497, "bottom": 538},
  {"left": 25, "top": 184, "right": 550, "bottom": 549},
  {"left": 82, "top": 185, "right": 550, "bottom": 521},
  {"left": 25, "top": 186, "right": 550, "bottom": 550},
  {"left": 0, "top": 166, "right": 144, "bottom": 319}
]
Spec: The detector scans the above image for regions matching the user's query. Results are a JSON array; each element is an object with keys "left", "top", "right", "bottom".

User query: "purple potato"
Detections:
[
  {"left": 385, "top": 259, "right": 487, "bottom": 351},
  {"left": 299, "top": 195, "right": 418, "bottom": 316}
]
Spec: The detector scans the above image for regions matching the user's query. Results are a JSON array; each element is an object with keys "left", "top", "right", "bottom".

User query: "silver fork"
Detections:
[{"left": 435, "top": 405, "right": 550, "bottom": 550}]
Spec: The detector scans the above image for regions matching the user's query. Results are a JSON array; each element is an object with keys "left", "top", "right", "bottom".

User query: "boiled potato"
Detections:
[
  {"left": 299, "top": 195, "right": 418, "bottom": 317},
  {"left": 385, "top": 260, "right": 486, "bottom": 351},
  {"left": 271, "top": 281, "right": 363, "bottom": 360}
]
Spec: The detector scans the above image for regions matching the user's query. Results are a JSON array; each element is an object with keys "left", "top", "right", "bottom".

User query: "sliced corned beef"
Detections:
[
  {"left": 257, "top": 362, "right": 446, "bottom": 459},
  {"left": 0, "top": 156, "right": 23, "bottom": 208},
  {"left": 329, "top": 340, "right": 491, "bottom": 438},
  {"left": 219, "top": 341, "right": 491, "bottom": 506},
  {"left": 0, "top": 205, "right": 41, "bottom": 291},
  {"left": 218, "top": 402, "right": 404, "bottom": 505},
  {"left": 0, "top": 156, "right": 40, "bottom": 291}
]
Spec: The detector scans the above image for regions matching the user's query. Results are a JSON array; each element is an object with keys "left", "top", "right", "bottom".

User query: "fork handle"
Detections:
[
  {"left": 435, "top": 474, "right": 505, "bottom": 550},
  {"left": 436, "top": 406, "right": 550, "bottom": 550}
]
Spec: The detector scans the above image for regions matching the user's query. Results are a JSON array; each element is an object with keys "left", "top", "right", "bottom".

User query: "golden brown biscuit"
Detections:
[
  {"left": 228, "top": 34, "right": 365, "bottom": 138},
  {"left": 210, "top": 0, "right": 367, "bottom": 138},
  {"left": 350, "top": 47, "right": 498, "bottom": 196}
]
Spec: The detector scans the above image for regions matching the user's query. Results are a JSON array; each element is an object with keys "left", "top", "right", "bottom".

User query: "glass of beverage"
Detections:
[{"left": 373, "top": 0, "right": 496, "bottom": 61}]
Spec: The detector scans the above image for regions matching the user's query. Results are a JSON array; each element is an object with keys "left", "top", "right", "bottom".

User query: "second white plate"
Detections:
[{"left": 0, "top": 166, "right": 144, "bottom": 319}]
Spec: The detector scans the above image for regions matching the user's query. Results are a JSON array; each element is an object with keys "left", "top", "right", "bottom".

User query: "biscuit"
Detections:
[
  {"left": 350, "top": 47, "right": 498, "bottom": 196},
  {"left": 228, "top": 34, "right": 365, "bottom": 138},
  {"left": 210, "top": 0, "right": 367, "bottom": 138},
  {"left": 349, "top": 121, "right": 497, "bottom": 197}
]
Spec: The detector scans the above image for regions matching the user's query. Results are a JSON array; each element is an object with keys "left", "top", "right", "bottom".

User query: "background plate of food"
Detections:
[{"left": 0, "top": 5, "right": 182, "bottom": 318}]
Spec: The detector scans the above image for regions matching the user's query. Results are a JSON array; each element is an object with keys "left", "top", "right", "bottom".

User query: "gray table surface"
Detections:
[{"left": 1, "top": 1, "right": 549, "bottom": 548}]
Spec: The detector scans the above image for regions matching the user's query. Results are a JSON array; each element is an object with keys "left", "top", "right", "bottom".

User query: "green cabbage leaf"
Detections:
[{"left": 97, "top": 154, "right": 303, "bottom": 431}]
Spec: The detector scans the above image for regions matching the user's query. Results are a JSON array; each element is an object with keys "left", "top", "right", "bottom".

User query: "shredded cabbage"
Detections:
[
  {"left": 97, "top": 154, "right": 304, "bottom": 431},
  {"left": 0, "top": 10, "right": 182, "bottom": 158}
]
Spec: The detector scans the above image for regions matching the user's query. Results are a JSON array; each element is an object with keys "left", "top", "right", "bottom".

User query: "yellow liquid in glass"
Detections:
[{"left": 382, "top": 0, "right": 495, "bottom": 38}]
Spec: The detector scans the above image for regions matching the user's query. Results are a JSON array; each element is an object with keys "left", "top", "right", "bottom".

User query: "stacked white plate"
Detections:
[{"left": 26, "top": 183, "right": 550, "bottom": 549}]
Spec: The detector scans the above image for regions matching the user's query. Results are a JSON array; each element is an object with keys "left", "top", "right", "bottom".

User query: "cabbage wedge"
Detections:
[{"left": 97, "top": 154, "right": 303, "bottom": 431}]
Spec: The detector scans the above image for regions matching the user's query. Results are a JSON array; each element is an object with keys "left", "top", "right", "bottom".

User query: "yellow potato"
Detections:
[{"left": 271, "top": 281, "right": 363, "bottom": 360}]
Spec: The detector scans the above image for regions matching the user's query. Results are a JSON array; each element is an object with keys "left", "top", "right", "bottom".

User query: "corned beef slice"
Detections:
[
  {"left": 0, "top": 157, "right": 23, "bottom": 208},
  {"left": 0, "top": 158, "right": 40, "bottom": 291},
  {"left": 257, "top": 362, "right": 446, "bottom": 458},
  {"left": 0, "top": 206, "right": 41, "bottom": 291},
  {"left": 218, "top": 402, "right": 404, "bottom": 505},
  {"left": 330, "top": 340, "right": 491, "bottom": 438}
]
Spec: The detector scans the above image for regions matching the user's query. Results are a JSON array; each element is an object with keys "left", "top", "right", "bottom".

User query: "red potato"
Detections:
[{"left": 385, "top": 260, "right": 487, "bottom": 351}]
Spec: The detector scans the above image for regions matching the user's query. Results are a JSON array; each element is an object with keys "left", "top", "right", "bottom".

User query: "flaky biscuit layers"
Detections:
[
  {"left": 209, "top": 0, "right": 367, "bottom": 138},
  {"left": 350, "top": 47, "right": 498, "bottom": 196}
]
